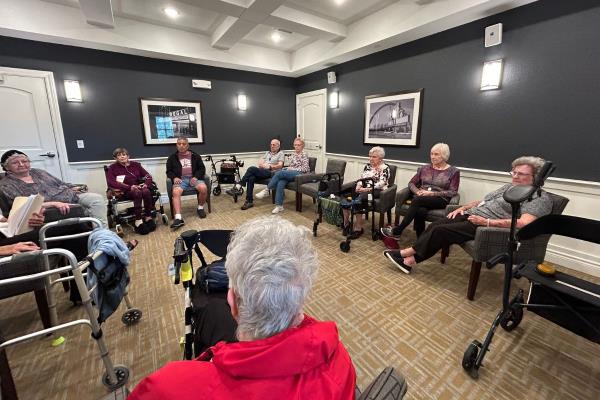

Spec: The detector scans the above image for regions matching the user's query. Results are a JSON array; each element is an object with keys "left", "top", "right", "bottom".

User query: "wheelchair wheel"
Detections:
[
  {"left": 340, "top": 240, "right": 350, "bottom": 253},
  {"left": 161, "top": 214, "right": 169, "bottom": 225},
  {"left": 102, "top": 365, "right": 130, "bottom": 390},
  {"left": 462, "top": 341, "right": 481, "bottom": 378},
  {"left": 121, "top": 308, "right": 143, "bottom": 325},
  {"left": 115, "top": 224, "right": 124, "bottom": 237},
  {"left": 212, "top": 186, "right": 221, "bottom": 196}
]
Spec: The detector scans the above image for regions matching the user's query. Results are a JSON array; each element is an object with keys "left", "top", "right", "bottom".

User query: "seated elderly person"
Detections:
[
  {"left": 381, "top": 143, "right": 460, "bottom": 239},
  {"left": 227, "top": 138, "right": 285, "bottom": 210},
  {"left": 342, "top": 146, "right": 391, "bottom": 239},
  {"left": 269, "top": 138, "right": 310, "bottom": 214},
  {"left": 0, "top": 208, "right": 44, "bottom": 249},
  {"left": 129, "top": 216, "right": 357, "bottom": 399},
  {"left": 107, "top": 147, "right": 156, "bottom": 235},
  {"left": 0, "top": 150, "right": 107, "bottom": 227},
  {"left": 384, "top": 156, "right": 552, "bottom": 274}
]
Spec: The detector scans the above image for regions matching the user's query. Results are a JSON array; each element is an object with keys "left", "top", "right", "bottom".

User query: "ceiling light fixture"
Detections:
[
  {"left": 271, "top": 31, "right": 282, "bottom": 43},
  {"left": 163, "top": 7, "right": 179, "bottom": 19}
]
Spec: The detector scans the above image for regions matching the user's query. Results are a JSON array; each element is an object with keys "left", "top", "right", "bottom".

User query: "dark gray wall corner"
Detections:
[
  {"left": 0, "top": 37, "right": 296, "bottom": 162},
  {"left": 295, "top": 0, "right": 600, "bottom": 181}
]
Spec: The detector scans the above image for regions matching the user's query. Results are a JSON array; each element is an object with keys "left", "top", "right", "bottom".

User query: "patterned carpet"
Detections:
[{"left": 1, "top": 193, "right": 599, "bottom": 399}]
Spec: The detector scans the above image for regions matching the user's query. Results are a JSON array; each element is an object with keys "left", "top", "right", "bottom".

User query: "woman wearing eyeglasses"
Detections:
[{"left": 383, "top": 156, "right": 554, "bottom": 274}]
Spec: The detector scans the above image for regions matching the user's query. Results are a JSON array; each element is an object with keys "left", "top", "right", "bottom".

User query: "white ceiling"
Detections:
[{"left": 0, "top": 0, "right": 537, "bottom": 77}]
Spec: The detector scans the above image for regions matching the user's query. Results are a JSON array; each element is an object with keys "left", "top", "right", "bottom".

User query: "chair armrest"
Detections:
[
  {"left": 376, "top": 185, "right": 397, "bottom": 211},
  {"left": 449, "top": 194, "right": 460, "bottom": 205},
  {"left": 341, "top": 180, "right": 356, "bottom": 195},
  {"left": 295, "top": 172, "right": 324, "bottom": 186},
  {"left": 44, "top": 204, "right": 86, "bottom": 222},
  {"left": 166, "top": 178, "right": 173, "bottom": 197},
  {"left": 395, "top": 187, "right": 411, "bottom": 208},
  {"left": 445, "top": 204, "right": 461, "bottom": 213},
  {"left": 468, "top": 227, "right": 511, "bottom": 262}
]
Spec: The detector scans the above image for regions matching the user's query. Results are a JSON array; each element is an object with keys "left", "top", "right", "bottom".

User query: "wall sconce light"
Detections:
[
  {"left": 237, "top": 94, "right": 247, "bottom": 111},
  {"left": 480, "top": 59, "right": 503, "bottom": 91},
  {"left": 64, "top": 80, "right": 83, "bottom": 102},
  {"left": 329, "top": 91, "right": 339, "bottom": 108}
]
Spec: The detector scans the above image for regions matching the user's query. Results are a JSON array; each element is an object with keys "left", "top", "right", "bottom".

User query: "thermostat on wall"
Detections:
[{"left": 192, "top": 80, "right": 212, "bottom": 89}]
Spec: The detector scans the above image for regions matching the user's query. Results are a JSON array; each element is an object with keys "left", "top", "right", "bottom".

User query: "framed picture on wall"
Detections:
[
  {"left": 363, "top": 89, "right": 424, "bottom": 147},
  {"left": 139, "top": 98, "right": 203, "bottom": 145}
]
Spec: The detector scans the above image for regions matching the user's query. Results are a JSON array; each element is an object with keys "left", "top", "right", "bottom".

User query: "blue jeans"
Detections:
[{"left": 268, "top": 169, "right": 301, "bottom": 206}]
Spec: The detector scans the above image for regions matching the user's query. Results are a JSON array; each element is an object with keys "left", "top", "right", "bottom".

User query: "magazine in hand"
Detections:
[{"left": 0, "top": 194, "right": 44, "bottom": 237}]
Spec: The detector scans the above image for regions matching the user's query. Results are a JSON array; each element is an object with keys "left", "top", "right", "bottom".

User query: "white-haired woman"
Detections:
[
  {"left": 381, "top": 143, "right": 460, "bottom": 239},
  {"left": 342, "top": 146, "right": 391, "bottom": 238},
  {"left": 129, "top": 216, "right": 357, "bottom": 399}
]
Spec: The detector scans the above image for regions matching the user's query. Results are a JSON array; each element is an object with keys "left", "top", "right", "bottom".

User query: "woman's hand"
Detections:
[
  {"left": 173, "top": 178, "right": 182, "bottom": 185},
  {"left": 44, "top": 201, "right": 71, "bottom": 214},
  {"left": 28, "top": 210, "right": 45, "bottom": 227},
  {"left": 467, "top": 215, "right": 488, "bottom": 226},
  {"left": 447, "top": 207, "right": 465, "bottom": 219},
  {"left": 0, "top": 242, "right": 40, "bottom": 256},
  {"left": 356, "top": 186, "right": 371, "bottom": 193}
]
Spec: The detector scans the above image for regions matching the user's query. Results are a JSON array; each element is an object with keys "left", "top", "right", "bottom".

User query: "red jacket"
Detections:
[{"left": 129, "top": 315, "right": 356, "bottom": 400}]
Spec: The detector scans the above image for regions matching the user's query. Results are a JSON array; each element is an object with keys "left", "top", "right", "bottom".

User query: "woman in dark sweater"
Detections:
[
  {"left": 381, "top": 143, "right": 460, "bottom": 239},
  {"left": 106, "top": 148, "right": 156, "bottom": 235}
]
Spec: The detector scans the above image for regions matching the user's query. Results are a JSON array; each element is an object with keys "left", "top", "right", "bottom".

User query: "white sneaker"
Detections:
[
  {"left": 255, "top": 188, "right": 270, "bottom": 199},
  {"left": 272, "top": 205, "right": 284, "bottom": 214}
]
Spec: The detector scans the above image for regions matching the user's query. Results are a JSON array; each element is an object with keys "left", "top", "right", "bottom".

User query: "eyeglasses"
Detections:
[{"left": 508, "top": 170, "right": 532, "bottom": 178}]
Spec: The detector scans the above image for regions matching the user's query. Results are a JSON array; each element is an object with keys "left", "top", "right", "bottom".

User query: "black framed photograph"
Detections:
[
  {"left": 363, "top": 89, "right": 424, "bottom": 147},
  {"left": 140, "top": 98, "right": 203, "bottom": 145}
]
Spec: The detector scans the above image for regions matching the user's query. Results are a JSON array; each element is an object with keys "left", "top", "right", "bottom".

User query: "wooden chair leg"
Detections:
[
  {"left": 0, "top": 343, "right": 18, "bottom": 400},
  {"left": 207, "top": 195, "right": 211, "bottom": 213},
  {"left": 34, "top": 289, "right": 52, "bottom": 329},
  {"left": 295, "top": 193, "right": 302, "bottom": 212},
  {"left": 271, "top": 190, "right": 276, "bottom": 204},
  {"left": 387, "top": 210, "right": 392, "bottom": 224},
  {"left": 378, "top": 213, "right": 385, "bottom": 229},
  {"left": 440, "top": 246, "right": 450, "bottom": 264},
  {"left": 169, "top": 197, "right": 175, "bottom": 219},
  {"left": 394, "top": 213, "right": 400, "bottom": 225},
  {"left": 467, "top": 261, "right": 482, "bottom": 301}
]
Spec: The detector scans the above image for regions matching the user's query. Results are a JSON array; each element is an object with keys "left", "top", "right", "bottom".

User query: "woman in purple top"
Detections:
[
  {"left": 106, "top": 148, "right": 156, "bottom": 235},
  {"left": 381, "top": 143, "right": 460, "bottom": 239}
]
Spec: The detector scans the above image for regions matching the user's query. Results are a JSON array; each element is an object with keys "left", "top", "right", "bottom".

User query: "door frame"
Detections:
[
  {"left": 296, "top": 88, "right": 327, "bottom": 166},
  {"left": 0, "top": 66, "right": 70, "bottom": 181}
]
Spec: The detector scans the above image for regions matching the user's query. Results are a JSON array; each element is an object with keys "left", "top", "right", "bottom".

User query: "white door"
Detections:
[
  {"left": 0, "top": 68, "right": 65, "bottom": 179},
  {"left": 296, "top": 89, "right": 326, "bottom": 173}
]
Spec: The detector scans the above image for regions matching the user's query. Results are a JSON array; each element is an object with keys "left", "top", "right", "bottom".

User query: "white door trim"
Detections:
[{"left": 0, "top": 66, "right": 70, "bottom": 181}]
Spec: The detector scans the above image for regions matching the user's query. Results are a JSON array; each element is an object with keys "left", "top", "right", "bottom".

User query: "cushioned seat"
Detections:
[{"left": 295, "top": 159, "right": 347, "bottom": 212}]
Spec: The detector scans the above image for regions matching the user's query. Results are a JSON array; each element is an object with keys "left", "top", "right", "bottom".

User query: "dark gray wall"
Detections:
[
  {"left": 296, "top": 0, "right": 600, "bottom": 181},
  {"left": 0, "top": 37, "right": 296, "bottom": 162}
]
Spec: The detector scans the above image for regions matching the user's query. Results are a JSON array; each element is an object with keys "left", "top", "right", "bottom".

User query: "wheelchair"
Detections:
[{"left": 103, "top": 166, "right": 168, "bottom": 236}]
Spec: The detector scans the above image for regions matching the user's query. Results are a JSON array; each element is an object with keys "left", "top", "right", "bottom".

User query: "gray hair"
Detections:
[
  {"left": 369, "top": 146, "right": 385, "bottom": 159},
  {"left": 177, "top": 136, "right": 189, "bottom": 143},
  {"left": 512, "top": 156, "right": 545, "bottom": 177},
  {"left": 431, "top": 143, "right": 450, "bottom": 162},
  {"left": 225, "top": 216, "right": 319, "bottom": 340},
  {"left": 112, "top": 147, "right": 129, "bottom": 158},
  {"left": 293, "top": 137, "right": 304, "bottom": 146}
]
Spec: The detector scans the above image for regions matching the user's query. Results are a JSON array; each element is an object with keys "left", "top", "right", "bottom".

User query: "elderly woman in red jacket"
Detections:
[
  {"left": 106, "top": 148, "right": 156, "bottom": 235},
  {"left": 129, "top": 216, "right": 357, "bottom": 400}
]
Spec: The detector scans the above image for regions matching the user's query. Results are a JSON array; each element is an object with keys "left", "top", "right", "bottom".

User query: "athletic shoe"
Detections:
[
  {"left": 380, "top": 226, "right": 402, "bottom": 240},
  {"left": 383, "top": 250, "right": 412, "bottom": 274},
  {"left": 197, "top": 208, "right": 207, "bottom": 219},
  {"left": 145, "top": 218, "right": 157, "bottom": 232},
  {"left": 255, "top": 188, "right": 270, "bottom": 199},
  {"left": 271, "top": 205, "right": 284, "bottom": 214},
  {"left": 170, "top": 218, "right": 185, "bottom": 229},
  {"left": 226, "top": 187, "right": 242, "bottom": 196},
  {"left": 348, "top": 229, "right": 364, "bottom": 240},
  {"left": 134, "top": 223, "right": 150, "bottom": 235},
  {"left": 241, "top": 201, "right": 254, "bottom": 210}
]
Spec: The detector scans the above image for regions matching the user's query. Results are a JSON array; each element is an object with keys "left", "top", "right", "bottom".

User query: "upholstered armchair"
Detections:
[
  {"left": 255, "top": 157, "right": 317, "bottom": 205},
  {"left": 394, "top": 187, "right": 461, "bottom": 226},
  {"left": 443, "top": 192, "right": 569, "bottom": 300},
  {"left": 295, "top": 159, "right": 347, "bottom": 212}
]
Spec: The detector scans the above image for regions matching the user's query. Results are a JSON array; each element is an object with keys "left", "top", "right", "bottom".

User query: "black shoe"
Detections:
[
  {"left": 197, "top": 208, "right": 207, "bottom": 218},
  {"left": 383, "top": 250, "right": 412, "bottom": 274},
  {"left": 170, "top": 218, "right": 185, "bottom": 229},
  {"left": 145, "top": 218, "right": 157, "bottom": 232},
  {"left": 241, "top": 201, "right": 254, "bottom": 210},
  {"left": 134, "top": 223, "right": 150, "bottom": 235},
  {"left": 380, "top": 226, "right": 402, "bottom": 240},
  {"left": 226, "top": 187, "right": 242, "bottom": 196},
  {"left": 348, "top": 229, "right": 364, "bottom": 240}
]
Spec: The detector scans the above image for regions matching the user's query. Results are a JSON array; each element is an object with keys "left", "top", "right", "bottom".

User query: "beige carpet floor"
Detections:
[{"left": 1, "top": 193, "right": 599, "bottom": 399}]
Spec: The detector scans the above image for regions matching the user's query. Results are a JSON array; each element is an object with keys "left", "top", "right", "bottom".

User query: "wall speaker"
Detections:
[
  {"left": 485, "top": 23, "right": 502, "bottom": 47},
  {"left": 327, "top": 71, "right": 336, "bottom": 84}
]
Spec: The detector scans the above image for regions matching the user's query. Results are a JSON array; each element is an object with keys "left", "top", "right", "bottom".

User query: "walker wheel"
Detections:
[
  {"left": 340, "top": 241, "right": 350, "bottom": 253},
  {"left": 500, "top": 305, "right": 523, "bottom": 332},
  {"left": 121, "top": 308, "right": 143, "bottom": 325},
  {"left": 462, "top": 341, "right": 480, "bottom": 378},
  {"left": 102, "top": 365, "right": 129, "bottom": 390},
  {"left": 161, "top": 214, "right": 169, "bottom": 225},
  {"left": 115, "top": 225, "right": 124, "bottom": 238},
  {"left": 212, "top": 187, "right": 221, "bottom": 196}
]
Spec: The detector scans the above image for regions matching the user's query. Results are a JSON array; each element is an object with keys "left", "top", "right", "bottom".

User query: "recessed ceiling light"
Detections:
[
  {"left": 334, "top": 0, "right": 346, "bottom": 5},
  {"left": 163, "top": 7, "right": 179, "bottom": 19},
  {"left": 271, "top": 31, "right": 282, "bottom": 43}
]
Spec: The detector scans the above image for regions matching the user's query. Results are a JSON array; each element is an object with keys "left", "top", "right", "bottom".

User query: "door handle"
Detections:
[
  {"left": 317, "top": 145, "right": 322, "bottom": 149},
  {"left": 40, "top": 152, "right": 56, "bottom": 158}
]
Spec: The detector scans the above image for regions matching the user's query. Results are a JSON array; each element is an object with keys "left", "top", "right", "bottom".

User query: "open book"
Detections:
[{"left": 0, "top": 194, "right": 44, "bottom": 237}]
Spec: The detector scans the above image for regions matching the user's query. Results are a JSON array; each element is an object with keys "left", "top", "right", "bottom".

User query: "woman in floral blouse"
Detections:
[
  {"left": 342, "top": 146, "right": 391, "bottom": 238},
  {"left": 268, "top": 138, "right": 310, "bottom": 214}
]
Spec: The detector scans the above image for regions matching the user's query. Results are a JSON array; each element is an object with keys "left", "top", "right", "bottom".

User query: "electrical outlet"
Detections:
[{"left": 77, "top": 140, "right": 85, "bottom": 149}]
